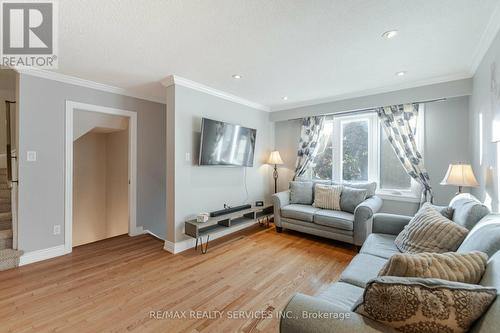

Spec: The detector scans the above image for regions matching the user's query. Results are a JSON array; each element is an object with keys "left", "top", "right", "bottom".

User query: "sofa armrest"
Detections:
[
  {"left": 280, "top": 293, "right": 394, "bottom": 333},
  {"left": 272, "top": 190, "right": 290, "bottom": 227},
  {"left": 353, "top": 196, "right": 383, "bottom": 246},
  {"left": 372, "top": 213, "right": 412, "bottom": 235}
]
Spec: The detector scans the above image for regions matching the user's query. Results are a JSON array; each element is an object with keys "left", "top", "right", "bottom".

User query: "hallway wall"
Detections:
[{"left": 73, "top": 129, "right": 129, "bottom": 246}]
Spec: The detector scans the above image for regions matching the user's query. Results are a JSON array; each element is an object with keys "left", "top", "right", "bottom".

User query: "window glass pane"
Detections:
[
  {"left": 380, "top": 127, "right": 411, "bottom": 190},
  {"left": 311, "top": 121, "right": 333, "bottom": 180},
  {"left": 342, "top": 120, "right": 368, "bottom": 181}
]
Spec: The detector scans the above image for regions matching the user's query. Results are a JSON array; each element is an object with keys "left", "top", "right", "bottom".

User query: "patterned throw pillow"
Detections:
[
  {"left": 378, "top": 251, "right": 488, "bottom": 284},
  {"left": 353, "top": 277, "right": 497, "bottom": 333},
  {"left": 313, "top": 184, "right": 342, "bottom": 210},
  {"left": 395, "top": 206, "right": 468, "bottom": 253}
]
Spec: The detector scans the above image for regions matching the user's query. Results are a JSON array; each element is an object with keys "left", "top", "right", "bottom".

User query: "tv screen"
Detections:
[{"left": 199, "top": 118, "right": 256, "bottom": 167}]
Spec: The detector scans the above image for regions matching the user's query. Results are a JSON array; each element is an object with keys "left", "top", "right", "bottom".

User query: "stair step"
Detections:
[
  {"left": 0, "top": 239, "right": 13, "bottom": 250},
  {"left": 0, "top": 212, "right": 12, "bottom": 222},
  {"left": 0, "top": 168, "right": 6, "bottom": 175},
  {"left": 0, "top": 220, "right": 12, "bottom": 231},
  {"left": 0, "top": 249, "right": 23, "bottom": 271},
  {"left": 0, "top": 229, "right": 12, "bottom": 239}
]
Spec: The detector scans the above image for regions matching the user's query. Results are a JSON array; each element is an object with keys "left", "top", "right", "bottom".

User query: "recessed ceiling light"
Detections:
[
  {"left": 232, "top": 74, "right": 242, "bottom": 79},
  {"left": 282, "top": 96, "right": 288, "bottom": 101},
  {"left": 382, "top": 30, "right": 399, "bottom": 39},
  {"left": 395, "top": 71, "right": 407, "bottom": 77}
]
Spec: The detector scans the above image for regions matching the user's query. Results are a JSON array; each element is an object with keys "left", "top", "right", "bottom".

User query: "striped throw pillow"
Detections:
[
  {"left": 395, "top": 206, "right": 468, "bottom": 253},
  {"left": 313, "top": 184, "right": 342, "bottom": 210}
]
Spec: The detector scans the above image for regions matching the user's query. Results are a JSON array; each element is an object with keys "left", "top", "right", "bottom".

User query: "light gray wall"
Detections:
[
  {"left": 170, "top": 85, "right": 274, "bottom": 243},
  {"left": 274, "top": 96, "right": 471, "bottom": 216},
  {"left": 17, "top": 74, "right": 166, "bottom": 252},
  {"left": 469, "top": 29, "right": 500, "bottom": 212},
  {"left": 270, "top": 79, "right": 472, "bottom": 122}
]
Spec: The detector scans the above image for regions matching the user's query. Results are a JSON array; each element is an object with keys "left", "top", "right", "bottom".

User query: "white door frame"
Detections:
[{"left": 65, "top": 101, "right": 138, "bottom": 252}]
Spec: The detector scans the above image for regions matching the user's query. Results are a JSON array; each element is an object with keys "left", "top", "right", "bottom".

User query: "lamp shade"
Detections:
[
  {"left": 267, "top": 151, "right": 284, "bottom": 165},
  {"left": 440, "top": 164, "right": 479, "bottom": 187}
]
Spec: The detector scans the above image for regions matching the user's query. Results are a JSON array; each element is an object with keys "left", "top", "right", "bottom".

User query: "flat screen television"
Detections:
[{"left": 199, "top": 118, "right": 256, "bottom": 167}]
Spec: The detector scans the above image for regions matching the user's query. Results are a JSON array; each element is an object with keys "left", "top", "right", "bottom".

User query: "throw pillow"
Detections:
[
  {"left": 313, "top": 184, "right": 342, "bottom": 210},
  {"left": 334, "top": 181, "right": 377, "bottom": 198},
  {"left": 422, "top": 202, "right": 455, "bottom": 220},
  {"left": 353, "top": 276, "right": 497, "bottom": 333},
  {"left": 289, "top": 181, "right": 313, "bottom": 205},
  {"left": 378, "top": 251, "right": 488, "bottom": 284},
  {"left": 395, "top": 206, "right": 468, "bottom": 253},
  {"left": 340, "top": 186, "right": 368, "bottom": 213}
]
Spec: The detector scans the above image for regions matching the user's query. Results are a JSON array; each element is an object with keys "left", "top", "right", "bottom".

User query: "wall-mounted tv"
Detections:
[{"left": 199, "top": 118, "right": 256, "bottom": 167}]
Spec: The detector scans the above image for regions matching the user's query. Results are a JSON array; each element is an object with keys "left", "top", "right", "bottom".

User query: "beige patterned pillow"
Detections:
[
  {"left": 395, "top": 206, "right": 468, "bottom": 253},
  {"left": 378, "top": 251, "right": 488, "bottom": 284},
  {"left": 353, "top": 277, "right": 497, "bottom": 333},
  {"left": 313, "top": 184, "right": 342, "bottom": 210}
]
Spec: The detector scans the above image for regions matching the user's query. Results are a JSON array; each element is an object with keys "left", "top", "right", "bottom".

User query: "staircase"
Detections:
[{"left": 0, "top": 168, "right": 22, "bottom": 271}]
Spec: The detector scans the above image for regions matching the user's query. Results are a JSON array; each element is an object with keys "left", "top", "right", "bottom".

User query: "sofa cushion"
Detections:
[
  {"left": 360, "top": 234, "right": 400, "bottom": 259},
  {"left": 471, "top": 252, "right": 500, "bottom": 333},
  {"left": 378, "top": 251, "right": 488, "bottom": 284},
  {"left": 334, "top": 181, "right": 377, "bottom": 198},
  {"left": 395, "top": 205, "right": 468, "bottom": 253},
  {"left": 423, "top": 202, "right": 454, "bottom": 220},
  {"left": 339, "top": 254, "right": 388, "bottom": 288},
  {"left": 458, "top": 214, "right": 500, "bottom": 258},
  {"left": 313, "top": 209, "right": 354, "bottom": 231},
  {"left": 450, "top": 193, "right": 490, "bottom": 230},
  {"left": 289, "top": 181, "right": 313, "bottom": 205},
  {"left": 317, "top": 282, "right": 365, "bottom": 311},
  {"left": 281, "top": 204, "right": 320, "bottom": 222},
  {"left": 340, "top": 187, "right": 367, "bottom": 213},
  {"left": 353, "top": 276, "right": 497, "bottom": 333}
]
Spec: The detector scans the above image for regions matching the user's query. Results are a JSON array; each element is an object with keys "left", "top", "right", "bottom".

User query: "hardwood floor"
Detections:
[{"left": 0, "top": 225, "right": 356, "bottom": 333}]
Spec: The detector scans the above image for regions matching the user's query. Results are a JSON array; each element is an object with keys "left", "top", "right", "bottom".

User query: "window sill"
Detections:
[{"left": 376, "top": 191, "right": 421, "bottom": 203}]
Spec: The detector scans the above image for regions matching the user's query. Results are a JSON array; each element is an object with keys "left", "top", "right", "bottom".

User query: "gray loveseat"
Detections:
[
  {"left": 272, "top": 181, "right": 383, "bottom": 246},
  {"left": 281, "top": 194, "right": 499, "bottom": 333}
]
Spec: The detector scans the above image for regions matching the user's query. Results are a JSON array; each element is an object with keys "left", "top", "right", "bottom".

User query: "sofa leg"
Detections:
[{"left": 275, "top": 226, "right": 283, "bottom": 233}]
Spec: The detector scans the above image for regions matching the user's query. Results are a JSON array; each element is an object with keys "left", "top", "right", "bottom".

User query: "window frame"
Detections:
[{"left": 308, "top": 106, "right": 425, "bottom": 202}]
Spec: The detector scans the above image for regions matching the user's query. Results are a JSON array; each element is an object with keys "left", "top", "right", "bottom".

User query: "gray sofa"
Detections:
[
  {"left": 272, "top": 182, "right": 383, "bottom": 246},
  {"left": 281, "top": 194, "right": 499, "bottom": 333}
]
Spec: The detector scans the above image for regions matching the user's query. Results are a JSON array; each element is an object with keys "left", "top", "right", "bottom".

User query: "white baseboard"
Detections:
[
  {"left": 129, "top": 226, "right": 144, "bottom": 237},
  {"left": 163, "top": 220, "right": 259, "bottom": 254},
  {"left": 143, "top": 229, "right": 164, "bottom": 240},
  {"left": 19, "top": 245, "right": 71, "bottom": 266}
]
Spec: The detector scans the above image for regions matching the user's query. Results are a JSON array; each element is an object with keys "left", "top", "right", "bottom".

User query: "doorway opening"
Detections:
[{"left": 65, "top": 102, "right": 137, "bottom": 251}]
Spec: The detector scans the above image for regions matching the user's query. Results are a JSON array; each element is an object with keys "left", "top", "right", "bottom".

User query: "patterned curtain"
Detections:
[
  {"left": 294, "top": 116, "right": 325, "bottom": 180},
  {"left": 377, "top": 103, "right": 433, "bottom": 203}
]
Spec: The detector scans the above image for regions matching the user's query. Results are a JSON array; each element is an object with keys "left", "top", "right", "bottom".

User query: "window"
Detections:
[{"left": 307, "top": 106, "right": 424, "bottom": 200}]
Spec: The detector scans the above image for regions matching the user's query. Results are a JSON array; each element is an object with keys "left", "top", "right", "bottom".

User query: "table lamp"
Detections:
[{"left": 440, "top": 163, "right": 479, "bottom": 194}]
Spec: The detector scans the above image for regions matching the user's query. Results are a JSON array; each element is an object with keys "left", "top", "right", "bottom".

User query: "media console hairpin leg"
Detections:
[{"left": 196, "top": 235, "right": 210, "bottom": 254}]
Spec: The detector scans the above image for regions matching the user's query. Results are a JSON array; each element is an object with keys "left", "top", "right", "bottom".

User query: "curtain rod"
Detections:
[{"left": 288, "top": 98, "right": 447, "bottom": 121}]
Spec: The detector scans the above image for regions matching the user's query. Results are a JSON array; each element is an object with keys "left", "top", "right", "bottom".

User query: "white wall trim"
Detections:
[
  {"left": 161, "top": 75, "right": 270, "bottom": 112},
  {"left": 163, "top": 220, "right": 259, "bottom": 254},
  {"left": 19, "top": 245, "right": 70, "bottom": 266},
  {"left": 65, "top": 101, "right": 138, "bottom": 253},
  {"left": 13, "top": 67, "right": 165, "bottom": 104},
  {"left": 470, "top": 2, "right": 500, "bottom": 74}
]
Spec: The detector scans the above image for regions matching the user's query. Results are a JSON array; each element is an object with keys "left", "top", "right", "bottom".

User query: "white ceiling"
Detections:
[{"left": 56, "top": 0, "right": 500, "bottom": 110}]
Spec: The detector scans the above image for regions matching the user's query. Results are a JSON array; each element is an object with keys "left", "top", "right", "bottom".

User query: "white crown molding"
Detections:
[
  {"left": 19, "top": 245, "right": 71, "bottom": 266},
  {"left": 12, "top": 67, "right": 166, "bottom": 104},
  {"left": 470, "top": 2, "right": 500, "bottom": 75},
  {"left": 270, "top": 72, "right": 472, "bottom": 112},
  {"left": 161, "top": 75, "right": 270, "bottom": 112}
]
